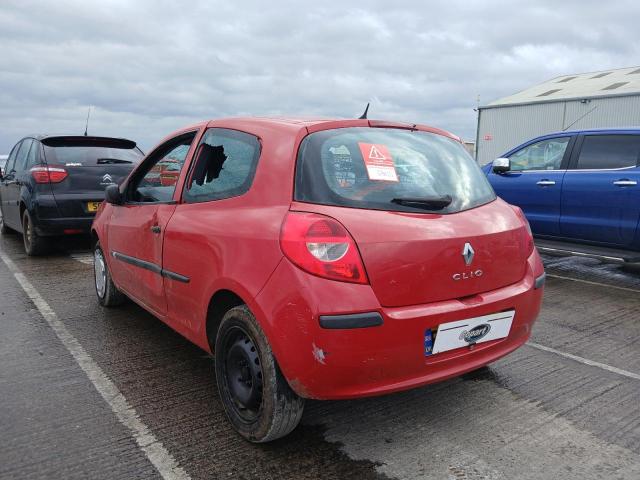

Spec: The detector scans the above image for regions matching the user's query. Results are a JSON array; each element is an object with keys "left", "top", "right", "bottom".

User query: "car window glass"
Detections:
[
  {"left": 184, "top": 128, "right": 260, "bottom": 203},
  {"left": 5, "top": 142, "right": 21, "bottom": 173},
  {"left": 14, "top": 139, "right": 33, "bottom": 172},
  {"left": 25, "top": 140, "right": 40, "bottom": 168},
  {"left": 575, "top": 135, "right": 640, "bottom": 170},
  {"left": 132, "top": 134, "right": 195, "bottom": 203},
  {"left": 295, "top": 128, "right": 496, "bottom": 214},
  {"left": 508, "top": 137, "right": 570, "bottom": 171}
]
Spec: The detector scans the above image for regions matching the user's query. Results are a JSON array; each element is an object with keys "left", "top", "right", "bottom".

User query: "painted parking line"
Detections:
[
  {"left": 0, "top": 248, "right": 190, "bottom": 480},
  {"left": 546, "top": 273, "right": 640, "bottom": 293},
  {"left": 526, "top": 341, "right": 640, "bottom": 381},
  {"left": 69, "top": 253, "right": 94, "bottom": 265}
]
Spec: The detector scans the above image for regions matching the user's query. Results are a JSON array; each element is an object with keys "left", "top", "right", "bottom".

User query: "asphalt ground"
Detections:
[{"left": 1, "top": 232, "right": 639, "bottom": 480}]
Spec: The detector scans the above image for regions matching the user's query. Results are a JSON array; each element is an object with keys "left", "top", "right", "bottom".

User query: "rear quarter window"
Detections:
[
  {"left": 575, "top": 135, "right": 640, "bottom": 170},
  {"left": 183, "top": 128, "right": 260, "bottom": 203},
  {"left": 295, "top": 127, "right": 496, "bottom": 214}
]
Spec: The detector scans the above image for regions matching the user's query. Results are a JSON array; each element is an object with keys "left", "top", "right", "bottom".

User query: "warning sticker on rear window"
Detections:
[{"left": 358, "top": 143, "right": 399, "bottom": 182}]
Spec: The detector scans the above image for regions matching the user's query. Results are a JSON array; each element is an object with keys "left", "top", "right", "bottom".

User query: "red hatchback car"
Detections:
[{"left": 91, "top": 117, "right": 545, "bottom": 442}]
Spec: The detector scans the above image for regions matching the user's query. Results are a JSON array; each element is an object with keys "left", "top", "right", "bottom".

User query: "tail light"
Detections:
[
  {"left": 280, "top": 212, "right": 368, "bottom": 284},
  {"left": 31, "top": 166, "right": 68, "bottom": 184},
  {"left": 511, "top": 206, "right": 534, "bottom": 256}
]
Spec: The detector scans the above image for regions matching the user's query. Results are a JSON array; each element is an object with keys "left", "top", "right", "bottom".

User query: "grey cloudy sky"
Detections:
[{"left": 1, "top": 0, "right": 639, "bottom": 153}]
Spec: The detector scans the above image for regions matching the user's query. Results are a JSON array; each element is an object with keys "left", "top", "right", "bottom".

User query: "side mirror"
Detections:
[
  {"left": 105, "top": 184, "right": 123, "bottom": 205},
  {"left": 492, "top": 157, "right": 511, "bottom": 174}
]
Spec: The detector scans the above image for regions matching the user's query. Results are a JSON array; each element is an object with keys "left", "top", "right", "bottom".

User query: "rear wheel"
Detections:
[
  {"left": 215, "top": 305, "right": 304, "bottom": 442},
  {"left": 22, "top": 210, "right": 47, "bottom": 256},
  {"left": 94, "top": 242, "right": 125, "bottom": 307}
]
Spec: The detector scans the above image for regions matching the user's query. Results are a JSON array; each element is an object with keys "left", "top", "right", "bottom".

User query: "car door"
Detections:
[
  {"left": 106, "top": 132, "right": 196, "bottom": 316},
  {"left": 487, "top": 135, "right": 574, "bottom": 236},
  {"left": 560, "top": 133, "right": 640, "bottom": 247},
  {"left": 3, "top": 139, "right": 33, "bottom": 229}
]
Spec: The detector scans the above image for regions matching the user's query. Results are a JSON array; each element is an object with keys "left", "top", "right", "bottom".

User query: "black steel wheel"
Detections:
[
  {"left": 215, "top": 305, "right": 304, "bottom": 442},
  {"left": 221, "top": 326, "right": 264, "bottom": 422}
]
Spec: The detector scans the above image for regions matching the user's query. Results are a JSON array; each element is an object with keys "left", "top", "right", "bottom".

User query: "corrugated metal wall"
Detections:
[{"left": 476, "top": 94, "right": 640, "bottom": 165}]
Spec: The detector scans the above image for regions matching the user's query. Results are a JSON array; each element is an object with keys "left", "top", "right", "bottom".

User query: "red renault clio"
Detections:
[{"left": 92, "top": 117, "right": 545, "bottom": 442}]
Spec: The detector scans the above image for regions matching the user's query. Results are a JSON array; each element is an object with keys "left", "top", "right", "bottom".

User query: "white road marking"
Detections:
[
  {"left": 537, "top": 246, "right": 624, "bottom": 263},
  {"left": 527, "top": 341, "right": 640, "bottom": 381},
  {"left": 70, "top": 253, "right": 94, "bottom": 265},
  {"left": 0, "top": 248, "right": 190, "bottom": 480},
  {"left": 546, "top": 273, "right": 640, "bottom": 293}
]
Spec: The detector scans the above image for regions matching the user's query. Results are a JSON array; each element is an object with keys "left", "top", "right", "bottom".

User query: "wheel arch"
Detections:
[
  {"left": 19, "top": 200, "right": 27, "bottom": 220},
  {"left": 90, "top": 228, "right": 99, "bottom": 249},
  {"left": 18, "top": 200, "right": 30, "bottom": 233},
  {"left": 205, "top": 289, "right": 247, "bottom": 352}
]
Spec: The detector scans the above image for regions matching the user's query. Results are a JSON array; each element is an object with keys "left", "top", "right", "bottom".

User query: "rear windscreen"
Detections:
[
  {"left": 43, "top": 143, "right": 143, "bottom": 166},
  {"left": 294, "top": 127, "right": 496, "bottom": 214}
]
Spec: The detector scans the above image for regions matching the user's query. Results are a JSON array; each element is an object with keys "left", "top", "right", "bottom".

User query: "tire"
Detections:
[
  {"left": 215, "top": 305, "right": 305, "bottom": 442},
  {"left": 22, "top": 210, "right": 47, "bottom": 256},
  {"left": 0, "top": 214, "right": 12, "bottom": 235},
  {"left": 94, "top": 242, "right": 125, "bottom": 307}
]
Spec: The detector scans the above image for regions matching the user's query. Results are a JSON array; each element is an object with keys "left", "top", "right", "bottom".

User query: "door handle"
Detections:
[
  {"left": 536, "top": 180, "right": 556, "bottom": 186},
  {"left": 613, "top": 179, "right": 637, "bottom": 187},
  {"left": 150, "top": 225, "right": 161, "bottom": 234}
]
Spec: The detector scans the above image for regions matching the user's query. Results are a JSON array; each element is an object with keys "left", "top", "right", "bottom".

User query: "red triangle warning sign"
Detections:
[
  {"left": 368, "top": 145, "right": 386, "bottom": 160},
  {"left": 358, "top": 142, "right": 398, "bottom": 182}
]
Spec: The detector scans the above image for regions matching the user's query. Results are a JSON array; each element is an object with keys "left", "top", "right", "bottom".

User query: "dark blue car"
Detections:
[{"left": 484, "top": 128, "right": 640, "bottom": 261}]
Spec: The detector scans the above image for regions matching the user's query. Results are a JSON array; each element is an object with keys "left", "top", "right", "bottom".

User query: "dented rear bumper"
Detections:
[{"left": 256, "top": 250, "right": 544, "bottom": 400}]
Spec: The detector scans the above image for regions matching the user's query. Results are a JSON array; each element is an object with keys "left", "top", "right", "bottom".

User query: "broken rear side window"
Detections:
[{"left": 183, "top": 128, "right": 260, "bottom": 203}]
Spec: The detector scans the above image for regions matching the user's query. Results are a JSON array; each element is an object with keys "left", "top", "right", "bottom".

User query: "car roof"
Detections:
[
  {"left": 148, "top": 117, "right": 462, "bottom": 157},
  {"left": 535, "top": 127, "right": 640, "bottom": 139},
  {"left": 205, "top": 116, "right": 462, "bottom": 140}
]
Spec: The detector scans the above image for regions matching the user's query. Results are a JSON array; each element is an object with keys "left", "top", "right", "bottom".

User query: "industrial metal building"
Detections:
[{"left": 475, "top": 66, "right": 640, "bottom": 165}]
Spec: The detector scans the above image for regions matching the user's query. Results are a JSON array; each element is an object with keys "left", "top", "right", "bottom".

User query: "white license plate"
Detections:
[{"left": 430, "top": 310, "right": 515, "bottom": 355}]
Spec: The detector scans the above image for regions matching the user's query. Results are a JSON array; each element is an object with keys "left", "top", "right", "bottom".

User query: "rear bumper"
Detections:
[
  {"left": 32, "top": 194, "right": 98, "bottom": 236},
  {"left": 34, "top": 216, "right": 94, "bottom": 236},
  {"left": 255, "top": 250, "right": 545, "bottom": 400}
]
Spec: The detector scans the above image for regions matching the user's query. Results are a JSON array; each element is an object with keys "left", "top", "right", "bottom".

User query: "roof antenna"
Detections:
[
  {"left": 358, "top": 102, "right": 370, "bottom": 119},
  {"left": 84, "top": 105, "right": 92, "bottom": 136}
]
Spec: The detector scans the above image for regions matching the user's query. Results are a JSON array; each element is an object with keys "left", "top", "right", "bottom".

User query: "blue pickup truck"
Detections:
[{"left": 483, "top": 128, "right": 640, "bottom": 261}]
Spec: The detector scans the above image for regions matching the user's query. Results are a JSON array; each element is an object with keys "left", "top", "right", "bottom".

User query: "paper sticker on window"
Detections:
[{"left": 358, "top": 143, "right": 398, "bottom": 182}]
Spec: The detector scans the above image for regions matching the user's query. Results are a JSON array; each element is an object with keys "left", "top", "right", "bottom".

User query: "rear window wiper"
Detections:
[
  {"left": 97, "top": 158, "right": 133, "bottom": 164},
  {"left": 391, "top": 195, "right": 453, "bottom": 210}
]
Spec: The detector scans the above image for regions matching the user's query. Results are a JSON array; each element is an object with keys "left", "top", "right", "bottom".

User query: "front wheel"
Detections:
[
  {"left": 215, "top": 305, "right": 305, "bottom": 442},
  {"left": 94, "top": 242, "right": 125, "bottom": 307},
  {"left": 0, "top": 215, "right": 12, "bottom": 235}
]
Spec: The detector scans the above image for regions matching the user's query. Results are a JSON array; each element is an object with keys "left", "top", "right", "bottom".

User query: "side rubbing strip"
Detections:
[
  {"left": 112, "top": 251, "right": 190, "bottom": 283},
  {"left": 319, "top": 312, "right": 383, "bottom": 329},
  {"left": 535, "top": 272, "right": 546, "bottom": 289},
  {"left": 112, "top": 251, "right": 161, "bottom": 274},
  {"left": 161, "top": 269, "right": 190, "bottom": 283}
]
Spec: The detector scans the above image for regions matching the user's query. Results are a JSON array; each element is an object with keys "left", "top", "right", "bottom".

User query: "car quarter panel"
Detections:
[{"left": 161, "top": 120, "right": 307, "bottom": 350}]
